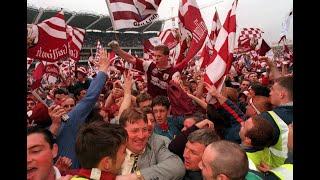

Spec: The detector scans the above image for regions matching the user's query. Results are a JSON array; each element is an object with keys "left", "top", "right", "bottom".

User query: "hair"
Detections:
[
  {"left": 208, "top": 140, "right": 249, "bottom": 180},
  {"left": 151, "top": 95, "right": 170, "bottom": 109},
  {"left": 184, "top": 113, "right": 204, "bottom": 124},
  {"left": 188, "top": 129, "right": 220, "bottom": 146},
  {"left": 245, "top": 115, "right": 275, "bottom": 148},
  {"left": 249, "top": 83, "right": 270, "bottom": 97},
  {"left": 75, "top": 121, "right": 128, "bottom": 168},
  {"left": 27, "top": 126, "right": 55, "bottom": 149},
  {"left": 154, "top": 45, "right": 170, "bottom": 56},
  {"left": 222, "top": 87, "right": 239, "bottom": 103},
  {"left": 54, "top": 88, "right": 68, "bottom": 96},
  {"left": 141, "top": 106, "right": 153, "bottom": 115},
  {"left": 136, "top": 93, "right": 152, "bottom": 106},
  {"left": 74, "top": 87, "right": 86, "bottom": 100},
  {"left": 252, "top": 96, "right": 273, "bottom": 113},
  {"left": 274, "top": 76, "right": 293, "bottom": 100},
  {"left": 85, "top": 105, "right": 104, "bottom": 124},
  {"left": 119, "top": 107, "right": 147, "bottom": 127}
]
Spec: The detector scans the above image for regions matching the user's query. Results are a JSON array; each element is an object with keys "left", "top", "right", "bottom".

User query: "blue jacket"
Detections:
[{"left": 56, "top": 72, "right": 108, "bottom": 169}]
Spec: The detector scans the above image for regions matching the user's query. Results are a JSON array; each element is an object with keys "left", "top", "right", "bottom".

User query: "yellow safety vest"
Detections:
[
  {"left": 270, "top": 164, "right": 293, "bottom": 180},
  {"left": 267, "top": 111, "right": 289, "bottom": 168},
  {"left": 246, "top": 148, "right": 271, "bottom": 170}
]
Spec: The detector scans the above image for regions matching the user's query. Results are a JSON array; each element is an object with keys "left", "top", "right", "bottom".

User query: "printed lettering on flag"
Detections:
[
  {"left": 28, "top": 11, "right": 68, "bottom": 62},
  {"left": 105, "top": 0, "right": 162, "bottom": 30}
]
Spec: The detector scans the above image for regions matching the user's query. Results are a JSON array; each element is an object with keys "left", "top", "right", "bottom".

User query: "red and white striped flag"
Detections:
[
  {"left": 143, "top": 36, "right": 162, "bottom": 60},
  {"left": 200, "top": 10, "right": 222, "bottom": 68},
  {"left": 158, "top": 29, "right": 179, "bottom": 49},
  {"left": 204, "top": 0, "right": 238, "bottom": 91},
  {"left": 105, "top": 0, "right": 162, "bottom": 30},
  {"left": 28, "top": 11, "right": 68, "bottom": 62},
  {"left": 31, "top": 61, "right": 45, "bottom": 90},
  {"left": 60, "top": 59, "right": 76, "bottom": 79},
  {"left": 175, "top": 0, "right": 208, "bottom": 70},
  {"left": 66, "top": 25, "right": 85, "bottom": 61}
]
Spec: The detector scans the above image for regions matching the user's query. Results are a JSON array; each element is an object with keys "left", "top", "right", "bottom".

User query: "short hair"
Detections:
[
  {"left": 252, "top": 96, "right": 273, "bottom": 113},
  {"left": 141, "top": 106, "right": 153, "bottom": 115},
  {"left": 184, "top": 113, "right": 204, "bottom": 124},
  {"left": 74, "top": 87, "right": 86, "bottom": 100},
  {"left": 151, "top": 95, "right": 170, "bottom": 109},
  {"left": 274, "top": 76, "right": 293, "bottom": 100},
  {"left": 208, "top": 140, "right": 249, "bottom": 180},
  {"left": 136, "top": 93, "right": 152, "bottom": 105},
  {"left": 119, "top": 107, "right": 147, "bottom": 127},
  {"left": 75, "top": 121, "right": 128, "bottom": 168},
  {"left": 245, "top": 115, "right": 275, "bottom": 148},
  {"left": 54, "top": 88, "right": 68, "bottom": 96},
  {"left": 249, "top": 83, "right": 270, "bottom": 97},
  {"left": 154, "top": 45, "right": 170, "bottom": 56},
  {"left": 27, "top": 126, "right": 55, "bottom": 149},
  {"left": 188, "top": 129, "right": 220, "bottom": 146}
]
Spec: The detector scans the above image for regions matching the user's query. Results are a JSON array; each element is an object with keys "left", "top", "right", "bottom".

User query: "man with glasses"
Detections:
[{"left": 246, "top": 96, "right": 273, "bottom": 117}]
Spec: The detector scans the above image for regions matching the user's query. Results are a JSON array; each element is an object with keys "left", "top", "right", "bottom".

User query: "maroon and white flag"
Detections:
[
  {"left": 66, "top": 25, "right": 85, "bottom": 61},
  {"left": 176, "top": 0, "right": 208, "bottom": 69},
  {"left": 204, "top": 0, "right": 238, "bottom": 90},
  {"left": 27, "top": 57, "right": 34, "bottom": 70},
  {"left": 143, "top": 36, "right": 162, "bottom": 60},
  {"left": 240, "top": 27, "right": 263, "bottom": 39},
  {"left": 158, "top": 29, "right": 179, "bottom": 49},
  {"left": 105, "top": 0, "right": 161, "bottom": 30},
  {"left": 200, "top": 10, "right": 222, "bottom": 68},
  {"left": 28, "top": 11, "right": 68, "bottom": 62},
  {"left": 60, "top": 59, "right": 76, "bottom": 79}
]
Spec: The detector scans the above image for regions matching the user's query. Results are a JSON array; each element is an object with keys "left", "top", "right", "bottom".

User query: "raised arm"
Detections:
[{"left": 108, "top": 40, "right": 136, "bottom": 64}]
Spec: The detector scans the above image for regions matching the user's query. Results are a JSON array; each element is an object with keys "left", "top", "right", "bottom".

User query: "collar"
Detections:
[
  {"left": 77, "top": 168, "right": 116, "bottom": 180},
  {"left": 240, "top": 144, "right": 264, "bottom": 153},
  {"left": 126, "top": 147, "right": 145, "bottom": 156},
  {"left": 279, "top": 101, "right": 293, "bottom": 106},
  {"left": 53, "top": 166, "right": 61, "bottom": 180}
]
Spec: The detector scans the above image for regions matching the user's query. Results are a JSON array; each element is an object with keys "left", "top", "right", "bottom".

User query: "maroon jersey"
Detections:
[{"left": 135, "top": 58, "right": 179, "bottom": 98}]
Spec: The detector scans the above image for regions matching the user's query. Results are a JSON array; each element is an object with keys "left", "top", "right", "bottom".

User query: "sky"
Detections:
[{"left": 27, "top": 0, "right": 293, "bottom": 45}]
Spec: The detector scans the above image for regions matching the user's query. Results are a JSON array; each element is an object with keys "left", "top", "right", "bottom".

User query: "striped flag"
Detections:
[
  {"left": 204, "top": 0, "right": 238, "bottom": 92},
  {"left": 175, "top": 0, "right": 208, "bottom": 70},
  {"left": 158, "top": 29, "right": 179, "bottom": 49},
  {"left": 105, "top": 0, "right": 162, "bottom": 30},
  {"left": 66, "top": 25, "right": 85, "bottom": 61},
  {"left": 200, "top": 10, "right": 222, "bottom": 68},
  {"left": 143, "top": 36, "right": 162, "bottom": 60},
  {"left": 28, "top": 11, "right": 68, "bottom": 62}
]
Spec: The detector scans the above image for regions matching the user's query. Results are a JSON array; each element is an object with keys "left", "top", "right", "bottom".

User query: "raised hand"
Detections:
[
  {"left": 108, "top": 40, "right": 120, "bottom": 53},
  {"left": 98, "top": 49, "right": 110, "bottom": 74}
]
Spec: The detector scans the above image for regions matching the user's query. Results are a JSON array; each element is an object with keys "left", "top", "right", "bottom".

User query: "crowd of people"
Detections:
[
  {"left": 83, "top": 32, "right": 157, "bottom": 48},
  {"left": 27, "top": 36, "right": 293, "bottom": 180}
]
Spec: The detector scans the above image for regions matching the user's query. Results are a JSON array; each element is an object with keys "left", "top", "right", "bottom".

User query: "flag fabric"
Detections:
[
  {"left": 94, "top": 40, "right": 102, "bottom": 61},
  {"left": 66, "top": 25, "right": 85, "bottom": 61},
  {"left": 28, "top": 11, "right": 68, "bottom": 62},
  {"left": 279, "top": 9, "right": 293, "bottom": 43},
  {"left": 44, "top": 61, "right": 60, "bottom": 77},
  {"left": 257, "top": 39, "right": 271, "bottom": 56},
  {"left": 105, "top": 0, "right": 162, "bottom": 30},
  {"left": 31, "top": 61, "right": 45, "bottom": 90},
  {"left": 204, "top": 0, "right": 238, "bottom": 91},
  {"left": 200, "top": 10, "right": 222, "bottom": 68},
  {"left": 158, "top": 29, "right": 179, "bottom": 49},
  {"left": 143, "top": 37, "right": 162, "bottom": 60},
  {"left": 176, "top": 0, "right": 208, "bottom": 69},
  {"left": 60, "top": 59, "right": 76, "bottom": 79},
  {"left": 240, "top": 28, "right": 263, "bottom": 39},
  {"left": 283, "top": 44, "right": 293, "bottom": 61},
  {"left": 237, "top": 35, "right": 251, "bottom": 52}
]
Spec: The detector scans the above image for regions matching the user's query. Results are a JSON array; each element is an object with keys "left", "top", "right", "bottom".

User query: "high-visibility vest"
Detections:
[
  {"left": 247, "top": 148, "right": 271, "bottom": 169},
  {"left": 269, "top": 164, "right": 293, "bottom": 180},
  {"left": 267, "top": 111, "right": 289, "bottom": 168}
]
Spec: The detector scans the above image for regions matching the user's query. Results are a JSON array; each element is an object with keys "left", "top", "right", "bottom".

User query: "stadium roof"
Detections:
[{"left": 27, "top": 5, "right": 163, "bottom": 33}]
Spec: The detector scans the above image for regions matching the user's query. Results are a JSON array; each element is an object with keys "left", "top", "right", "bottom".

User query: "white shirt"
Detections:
[{"left": 121, "top": 149, "right": 137, "bottom": 175}]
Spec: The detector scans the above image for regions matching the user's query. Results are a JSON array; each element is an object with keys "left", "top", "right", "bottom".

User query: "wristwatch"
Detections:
[{"left": 135, "top": 170, "right": 143, "bottom": 180}]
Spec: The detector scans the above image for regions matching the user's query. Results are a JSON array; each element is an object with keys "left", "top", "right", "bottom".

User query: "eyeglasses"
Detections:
[{"left": 249, "top": 98, "right": 260, "bottom": 114}]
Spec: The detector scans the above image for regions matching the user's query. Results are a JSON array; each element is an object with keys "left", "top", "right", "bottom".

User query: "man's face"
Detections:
[
  {"left": 79, "top": 89, "right": 87, "bottom": 100},
  {"left": 124, "top": 119, "right": 150, "bottom": 154},
  {"left": 146, "top": 113, "right": 155, "bottom": 135},
  {"left": 181, "top": 118, "right": 196, "bottom": 132},
  {"left": 198, "top": 146, "right": 215, "bottom": 180},
  {"left": 183, "top": 141, "right": 206, "bottom": 171},
  {"left": 152, "top": 105, "right": 169, "bottom": 125},
  {"left": 110, "top": 143, "right": 127, "bottom": 174},
  {"left": 249, "top": 73, "right": 258, "bottom": 82},
  {"left": 239, "top": 118, "right": 254, "bottom": 143},
  {"left": 154, "top": 50, "right": 168, "bottom": 68},
  {"left": 240, "top": 80, "right": 250, "bottom": 91},
  {"left": 138, "top": 100, "right": 152, "bottom": 109},
  {"left": 27, "top": 133, "right": 57, "bottom": 180},
  {"left": 27, "top": 100, "right": 36, "bottom": 111},
  {"left": 61, "top": 98, "right": 75, "bottom": 113},
  {"left": 269, "top": 82, "right": 282, "bottom": 106}
]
